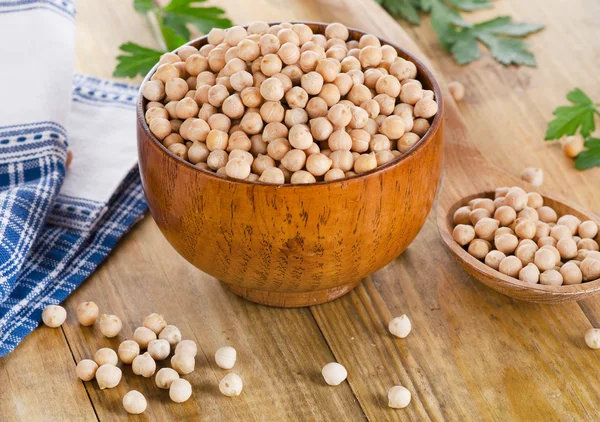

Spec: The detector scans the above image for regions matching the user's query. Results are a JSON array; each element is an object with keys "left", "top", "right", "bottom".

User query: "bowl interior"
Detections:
[
  {"left": 445, "top": 191, "right": 600, "bottom": 296},
  {"left": 137, "top": 22, "right": 444, "bottom": 187}
]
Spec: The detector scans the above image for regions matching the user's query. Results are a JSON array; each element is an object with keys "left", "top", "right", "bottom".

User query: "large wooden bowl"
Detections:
[{"left": 137, "top": 23, "right": 445, "bottom": 307}]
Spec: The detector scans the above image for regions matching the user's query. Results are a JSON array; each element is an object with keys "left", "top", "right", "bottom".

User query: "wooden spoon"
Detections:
[{"left": 436, "top": 130, "right": 600, "bottom": 304}]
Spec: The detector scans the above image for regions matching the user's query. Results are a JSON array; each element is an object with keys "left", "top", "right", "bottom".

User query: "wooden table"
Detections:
[{"left": 2, "top": 0, "right": 600, "bottom": 420}]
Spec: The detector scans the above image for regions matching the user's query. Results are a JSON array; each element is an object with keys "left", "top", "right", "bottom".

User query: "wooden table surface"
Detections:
[{"left": 2, "top": 0, "right": 600, "bottom": 421}]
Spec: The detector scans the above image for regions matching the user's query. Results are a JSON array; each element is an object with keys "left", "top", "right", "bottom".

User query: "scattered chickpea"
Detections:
[
  {"left": 172, "top": 352, "right": 196, "bottom": 375},
  {"left": 76, "top": 359, "right": 99, "bottom": 381},
  {"left": 159, "top": 325, "right": 182, "bottom": 347},
  {"left": 118, "top": 340, "right": 140, "bottom": 364},
  {"left": 585, "top": 328, "right": 600, "bottom": 349},
  {"left": 133, "top": 326, "right": 157, "bottom": 349},
  {"left": 453, "top": 224, "right": 475, "bottom": 246},
  {"left": 123, "top": 390, "right": 147, "bottom": 415},
  {"left": 521, "top": 167, "right": 544, "bottom": 186},
  {"left": 99, "top": 314, "right": 122, "bottom": 338},
  {"left": 215, "top": 346, "right": 237, "bottom": 369},
  {"left": 175, "top": 339, "right": 198, "bottom": 357},
  {"left": 561, "top": 135, "right": 585, "bottom": 158},
  {"left": 94, "top": 348, "right": 118, "bottom": 366},
  {"left": 148, "top": 339, "right": 171, "bottom": 360},
  {"left": 321, "top": 362, "right": 347, "bottom": 386},
  {"left": 96, "top": 364, "right": 122, "bottom": 389},
  {"left": 388, "top": 386, "right": 411, "bottom": 409},
  {"left": 388, "top": 315, "right": 411, "bottom": 338},
  {"left": 41, "top": 304, "right": 67, "bottom": 328},
  {"left": 170, "top": 378, "right": 193, "bottom": 403},
  {"left": 132, "top": 352, "right": 156, "bottom": 378}
]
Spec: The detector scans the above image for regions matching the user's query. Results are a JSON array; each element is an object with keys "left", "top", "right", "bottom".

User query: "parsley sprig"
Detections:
[
  {"left": 114, "top": 0, "right": 231, "bottom": 78},
  {"left": 545, "top": 88, "right": 600, "bottom": 170},
  {"left": 376, "top": 0, "right": 544, "bottom": 66}
]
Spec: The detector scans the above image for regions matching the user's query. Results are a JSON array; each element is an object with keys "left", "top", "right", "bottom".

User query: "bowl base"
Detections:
[{"left": 222, "top": 280, "right": 361, "bottom": 307}]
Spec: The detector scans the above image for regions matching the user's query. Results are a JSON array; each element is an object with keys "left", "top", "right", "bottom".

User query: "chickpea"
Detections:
[
  {"left": 412, "top": 118, "right": 430, "bottom": 137},
  {"left": 99, "top": 314, "right": 122, "bottom": 338},
  {"left": 185, "top": 54, "right": 209, "bottom": 76},
  {"left": 453, "top": 206, "right": 471, "bottom": 225},
  {"left": 240, "top": 87, "right": 262, "bottom": 108},
  {"left": 117, "top": 340, "right": 140, "bottom": 364},
  {"left": 145, "top": 106, "right": 169, "bottom": 124},
  {"left": 537, "top": 206, "right": 558, "bottom": 223},
  {"left": 153, "top": 63, "right": 179, "bottom": 83},
  {"left": 164, "top": 133, "right": 184, "bottom": 149},
  {"left": 175, "top": 97, "right": 199, "bottom": 119},
  {"left": 329, "top": 150, "right": 354, "bottom": 172},
  {"left": 454, "top": 225, "right": 476, "bottom": 247},
  {"left": 475, "top": 218, "right": 499, "bottom": 241},
  {"left": 76, "top": 359, "right": 99, "bottom": 382},
  {"left": 515, "top": 219, "right": 536, "bottom": 240},
  {"left": 379, "top": 116, "right": 405, "bottom": 139},
  {"left": 286, "top": 124, "right": 312, "bottom": 150},
  {"left": 165, "top": 78, "right": 189, "bottom": 101},
  {"left": 499, "top": 256, "right": 523, "bottom": 278},
  {"left": 306, "top": 153, "right": 333, "bottom": 176},
  {"left": 515, "top": 243, "right": 537, "bottom": 266},
  {"left": 324, "top": 131, "right": 350, "bottom": 153},
  {"left": 96, "top": 364, "right": 122, "bottom": 390},
  {"left": 373, "top": 94, "right": 395, "bottom": 116},
  {"left": 326, "top": 104, "right": 351, "bottom": 128},
  {"left": 485, "top": 250, "right": 506, "bottom": 270},
  {"left": 76, "top": 301, "right": 98, "bottom": 326},
  {"left": 578, "top": 220, "right": 599, "bottom": 239},
  {"left": 533, "top": 248, "right": 556, "bottom": 271},
  {"left": 556, "top": 237, "right": 578, "bottom": 260},
  {"left": 400, "top": 83, "right": 423, "bottom": 105},
  {"left": 561, "top": 262, "right": 583, "bottom": 285},
  {"left": 169, "top": 378, "right": 193, "bottom": 403},
  {"left": 260, "top": 101, "right": 285, "bottom": 123},
  {"left": 318, "top": 84, "right": 341, "bottom": 107},
  {"left": 277, "top": 42, "right": 300, "bottom": 65},
  {"left": 148, "top": 339, "right": 171, "bottom": 361},
  {"left": 519, "top": 263, "right": 540, "bottom": 283},
  {"left": 349, "top": 129, "right": 371, "bottom": 153},
  {"left": 375, "top": 75, "right": 401, "bottom": 98},
  {"left": 415, "top": 97, "right": 438, "bottom": 121},
  {"left": 550, "top": 224, "right": 572, "bottom": 241},
  {"left": 150, "top": 118, "right": 171, "bottom": 140},
  {"left": 468, "top": 239, "right": 491, "bottom": 260},
  {"left": 239, "top": 112, "right": 263, "bottom": 135},
  {"left": 469, "top": 208, "right": 490, "bottom": 226},
  {"left": 578, "top": 239, "right": 598, "bottom": 254},
  {"left": 288, "top": 170, "right": 314, "bottom": 184},
  {"left": 259, "top": 167, "right": 286, "bottom": 184},
  {"left": 309, "top": 117, "right": 333, "bottom": 142},
  {"left": 263, "top": 122, "right": 288, "bottom": 143},
  {"left": 581, "top": 258, "right": 600, "bottom": 281},
  {"left": 260, "top": 53, "right": 283, "bottom": 77},
  {"left": 142, "top": 80, "right": 166, "bottom": 101},
  {"left": 207, "top": 150, "right": 229, "bottom": 170},
  {"left": 520, "top": 167, "right": 544, "bottom": 187},
  {"left": 540, "top": 269, "right": 563, "bottom": 286},
  {"left": 266, "top": 138, "right": 291, "bottom": 161},
  {"left": 299, "top": 50, "right": 320, "bottom": 73},
  {"left": 168, "top": 143, "right": 188, "bottom": 160},
  {"left": 225, "top": 26, "right": 247, "bottom": 46},
  {"left": 206, "top": 130, "right": 229, "bottom": 151},
  {"left": 93, "top": 347, "right": 117, "bottom": 367},
  {"left": 285, "top": 86, "right": 309, "bottom": 109},
  {"left": 518, "top": 207, "right": 539, "bottom": 222},
  {"left": 556, "top": 215, "right": 581, "bottom": 235},
  {"left": 495, "top": 233, "right": 519, "bottom": 254},
  {"left": 285, "top": 108, "right": 309, "bottom": 128},
  {"left": 132, "top": 352, "right": 156, "bottom": 378},
  {"left": 347, "top": 84, "right": 372, "bottom": 106},
  {"left": 503, "top": 188, "right": 528, "bottom": 212},
  {"left": 397, "top": 132, "right": 420, "bottom": 153},
  {"left": 225, "top": 158, "right": 251, "bottom": 180},
  {"left": 279, "top": 149, "right": 306, "bottom": 172},
  {"left": 561, "top": 135, "right": 585, "bottom": 158},
  {"left": 537, "top": 236, "right": 557, "bottom": 248},
  {"left": 493, "top": 206, "right": 516, "bottom": 227}
]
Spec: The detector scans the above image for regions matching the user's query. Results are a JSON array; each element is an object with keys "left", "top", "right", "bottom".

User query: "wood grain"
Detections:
[{"left": 2, "top": 0, "right": 600, "bottom": 420}]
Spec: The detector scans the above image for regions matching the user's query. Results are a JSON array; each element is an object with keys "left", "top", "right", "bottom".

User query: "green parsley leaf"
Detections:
[
  {"left": 133, "top": 0, "right": 155, "bottom": 13},
  {"left": 161, "top": 25, "right": 188, "bottom": 51},
  {"left": 476, "top": 33, "right": 535, "bottom": 66},
  {"left": 473, "top": 16, "right": 544, "bottom": 36},
  {"left": 451, "top": 29, "right": 480, "bottom": 64},
  {"left": 445, "top": 0, "right": 493, "bottom": 12},
  {"left": 113, "top": 42, "right": 164, "bottom": 78},
  {"left": 162, "top": 0, "right": 232, "bottom": 40},
  {"left": 375, "top": 0, "right": 421, "bottom": 25},
  {"left": 585, "top": 137, "right": 600, "bottom": 148},
  {"left": 430, "top": 2, "right": 471, "bottom": 50},
  {"left": 575, "top": 146, "right": 600, "bottom": 170},
  {"left": 545, "top": 88, "right": 598, "bottom": 140}
]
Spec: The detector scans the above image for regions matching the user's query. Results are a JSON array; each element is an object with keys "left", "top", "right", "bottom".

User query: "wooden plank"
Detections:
[{"left": 0, "top": 325, "right": 97, "bottom": 421}]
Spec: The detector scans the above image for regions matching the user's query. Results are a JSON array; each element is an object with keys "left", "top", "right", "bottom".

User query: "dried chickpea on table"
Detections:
[{"left": 140, "top": 22, "right": 439, "bottom": 184}]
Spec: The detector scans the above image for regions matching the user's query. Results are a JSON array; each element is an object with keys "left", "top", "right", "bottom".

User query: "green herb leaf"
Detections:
[
  {"left": 113, "top": 42, "right": 164, "bottom": 78},
  {"left": 133, "top": 0, "right": 155, "bottom": 13},
  {"left": 430, "top": 2, "right": 471, "bottom": 51},
  {"left": 162, "top": 0, "right": 232, "bottom": 40},
  {"left": 575, "top": 147, "right": 600, "bottom": 170},
  {"left": 476, "top": 32, "right": 536, "bottom": 66},
  {"left": 161, "top": 25, "right": 188, "bottom": 51},
  {"left": 375, "top": 0, "right": 421, "bottom": 25},
  {"left": 451, "top": 29, "right": 481, "bottom": 64},
  {"left": 473, "top": 16, "right": 544, "bottom": 36},
  {"left": 545, "top": 88, "right": 598, "bottom": 140},
  {"left": 418, "top": 0, "right": 434, "bottom": 12},
  {"left": 585, "top": 137, "right": 600, "bottom": 148},
  {"left": 445, "top": 0, "right": 493, "bottom": 12}
]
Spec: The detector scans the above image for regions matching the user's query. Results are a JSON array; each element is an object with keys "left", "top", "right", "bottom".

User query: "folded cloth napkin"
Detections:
[{"left": 0, "top": 1, "right": 147, "bottom": 356}]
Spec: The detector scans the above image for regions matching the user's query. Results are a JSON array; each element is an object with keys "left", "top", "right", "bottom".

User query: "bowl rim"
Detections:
[{"left": 137, "top": 21, "right": 445, "bottom": 187}]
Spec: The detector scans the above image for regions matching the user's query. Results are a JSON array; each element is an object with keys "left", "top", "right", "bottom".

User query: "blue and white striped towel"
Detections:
[{"left": 0, "top": 1, "right": 147, "bottom": 356}]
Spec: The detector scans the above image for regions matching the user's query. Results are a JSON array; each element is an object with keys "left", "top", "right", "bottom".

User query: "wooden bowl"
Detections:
[
  {"left": 440, "top": 190, "right": 600, "bottom": 304},
  {"left": 137, "top": 23, "right": 445, "bottom": 307}
]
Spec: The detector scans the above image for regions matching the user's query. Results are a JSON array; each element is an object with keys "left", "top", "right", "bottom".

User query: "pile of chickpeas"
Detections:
[
  {"left": 141, "top": 22, "right": 438, "bottom": 184},
  {"left": 452, "top": 186, "right": 600, "bottom": 286},
  {"left": 41, "top": 302, "right": 242, "bottom": 415}
]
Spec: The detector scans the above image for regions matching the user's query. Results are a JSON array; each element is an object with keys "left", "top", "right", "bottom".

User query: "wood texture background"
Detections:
[{"left": 1, "top": 0, "right": 599, "bottom": 420}]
